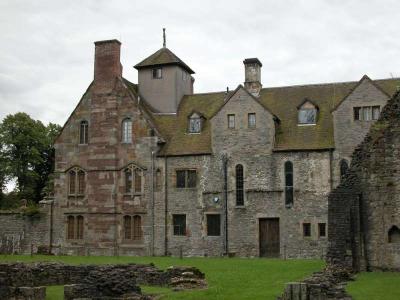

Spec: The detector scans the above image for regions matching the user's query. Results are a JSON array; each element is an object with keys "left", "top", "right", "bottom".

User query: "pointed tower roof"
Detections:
[{"left": 134, "top": 47, "right": 195, "bottom": 74}]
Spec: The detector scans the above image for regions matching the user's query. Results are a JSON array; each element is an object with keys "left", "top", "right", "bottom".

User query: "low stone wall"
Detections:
[
  {"left": 0, "top": 202, "right": 52, "bottom": 255},
  {"left": 0, "top": 262, "right": 206, "bottom": 300},
  {"left": 278, "top": 265, "right": 353, "bottom": 300}
]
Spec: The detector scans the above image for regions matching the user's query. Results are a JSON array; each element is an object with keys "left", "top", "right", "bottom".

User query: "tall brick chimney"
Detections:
[{"left": 94, "top": 39, "right": 122, "bottom": 83}]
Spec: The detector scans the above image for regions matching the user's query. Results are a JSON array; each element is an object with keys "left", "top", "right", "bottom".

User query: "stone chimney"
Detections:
[
  {"left": 243, "top": 58, "right": 262, "bottom": 96},
  {"left": 94, "top": 39, "right": 122, "bottom": 83}
]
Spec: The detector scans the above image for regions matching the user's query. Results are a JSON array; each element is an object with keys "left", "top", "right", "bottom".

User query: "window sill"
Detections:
[
  {"left": 68, "top": 194, "right": 85, "bottom": 198},
  {"left": 173, "top": 235, "right": 188, "bottom": 238},
  {"left": 123, "top": 193, "right": 142, "bottom": 197},
  {"left": 78, "top": 143, "right": 88, "bottom": 146},
  {"left": 188, "top": 132, "right": 201, "bottom": 135},
  {"left": 297, "top": 123, "right": 316, "bottom": 126},
  {"left": 206, "top": 235, "right": 221, "bottom": 238},
  {"left": 121, "top": 142, "right": 133, "bottom": 145},
  {"left": 235, "top": 206, "right": 246, "bottom": 209},
  {"left": 175, "top": 188, "right": 197, "bottom": 191}
]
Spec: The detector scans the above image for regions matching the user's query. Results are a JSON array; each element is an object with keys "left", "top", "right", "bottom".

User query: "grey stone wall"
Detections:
[
  {"left": 328, "top": 90, "right": 400, "bottom": 271},
  {"left": 332, "top": 77, "right": 390, "bottom": 187},
  {"left": 0, "top": 202, "right": 52, "bottom": 254}
]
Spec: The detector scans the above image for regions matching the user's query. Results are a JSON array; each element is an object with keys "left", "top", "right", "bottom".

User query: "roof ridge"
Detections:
[{"left": 261, "top": 77, "right": 400, "bottom": 91}]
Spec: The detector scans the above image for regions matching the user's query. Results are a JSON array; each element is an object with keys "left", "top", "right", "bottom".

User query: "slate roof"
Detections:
[
  {"left": 126, "top": 77, "right": 400, "bottom": 156},
  {"left": 134, "top": 47, "right": 195, "bottom": 74}
]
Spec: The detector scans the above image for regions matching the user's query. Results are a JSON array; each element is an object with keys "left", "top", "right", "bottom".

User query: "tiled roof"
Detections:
[
  {"left": 134, "top": 47, "right": 195, "bottom": 74},
  {"left": 141, "top": 77, "right": 400, "bottom": 155}
]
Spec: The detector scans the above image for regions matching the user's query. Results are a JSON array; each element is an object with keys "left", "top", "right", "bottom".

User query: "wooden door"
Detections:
[{"left": 259, "top": 218, "right": 280, "bottom": 257}]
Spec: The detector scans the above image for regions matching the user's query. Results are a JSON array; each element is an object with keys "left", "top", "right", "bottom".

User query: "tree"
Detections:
[{"left": 0, "top": 112, "right": 61, "bottom": 204}]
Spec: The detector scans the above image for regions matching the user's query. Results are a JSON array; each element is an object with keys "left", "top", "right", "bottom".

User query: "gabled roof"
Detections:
[
  {"left": 134, "top": 47, "right": 195, "bottom": 74},
  {"left": 209, "top": 85, "right": 279, "bottom": 121},
  {"left": 330, "top": 75, "right": 392, "bottom": 112},
  {"left": 151, "top": 77, "right": 400, "bottom": 155}
]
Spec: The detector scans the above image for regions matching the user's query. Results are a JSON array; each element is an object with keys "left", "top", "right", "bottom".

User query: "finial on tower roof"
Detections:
[{"left": 163, "top": 28, "right": 166, "bottom": 48}]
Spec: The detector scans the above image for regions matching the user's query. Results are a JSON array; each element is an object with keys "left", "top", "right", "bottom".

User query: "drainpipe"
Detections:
[
  {"left": 151, "top": 150, "right": 155, "bottom": 256},
  {"left": 164, "top": 155, "right": 169, "bottom": 256},
  {"left": 222, "top": 154, "right": 229, "bottom": 255},
  {"left": 49, "top": 200, "right": 54, "bottom": 254},
  {"left": 329, "top": 149, "right": 334, "bottom": 191}
]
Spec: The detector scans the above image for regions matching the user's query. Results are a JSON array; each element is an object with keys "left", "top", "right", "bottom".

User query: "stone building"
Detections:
[
  {"left": 1, "top": 38, "right": 399, "bottom": 258},
  {"left": 328, "top": 89, "right": 400, "bottom": 271}
]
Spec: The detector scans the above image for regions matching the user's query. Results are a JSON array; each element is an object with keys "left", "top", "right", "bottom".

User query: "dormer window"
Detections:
[
  {"left": 152, "top": 68, "right": 162, "bottom": 79},
  {"left": 298, "top": 99, "right": 318, "bottom": 125},
  {"left": 188, "top": 112, "right": 202, "bottom": 133}
]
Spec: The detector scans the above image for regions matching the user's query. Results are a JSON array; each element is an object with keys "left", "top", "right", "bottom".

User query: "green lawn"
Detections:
[
  {"left": 347, "top": 272, "right": 400, "bottom": 300},
  {"left": 0, "top": 255, "right": 323, "bottom": 300}
]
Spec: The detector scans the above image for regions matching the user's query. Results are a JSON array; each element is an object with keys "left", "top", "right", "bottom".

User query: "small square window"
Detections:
[
  {"left": 248, "top": 113, "right": 256, "bottom": 128},
  {"left": 207, "top": 214, "right": 221, "bottom": 236},
  {"left": 173, "top": 214, "right": 186, "bottom": 236},
  {"left": 318, "top": 223, "right": 326, "bottom": 237},
  {"left": 228, "top": 114, "right": 235, "bottom": 129},
  {"left": 303, "top": 223, "right": 311, "bottom": 237},
  {"left": 176, "top": 170, "right": 197, "bottom": 188},
  {"left": 152, "top": 68, "right": 162, "bottom": 79}
]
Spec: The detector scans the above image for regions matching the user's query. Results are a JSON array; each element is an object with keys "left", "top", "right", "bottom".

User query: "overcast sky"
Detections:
[{"left": 1, "top": 0, "right": 400, "bottom": 126}]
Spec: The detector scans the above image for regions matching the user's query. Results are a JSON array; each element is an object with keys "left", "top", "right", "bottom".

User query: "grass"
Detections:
[
  {"left": 347, "top": 272, "right": 400, "bottom": 300},
  {"left": 0, "top": 255, "right": 323, "bottom": 300}
]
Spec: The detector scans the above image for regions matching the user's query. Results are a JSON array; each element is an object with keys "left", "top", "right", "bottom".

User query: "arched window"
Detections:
[
  {"left": 124, "top": 215, "right": 132, "bottom": 239},
  {"left": 285, "top": 161, "right": 294, "bottom": 207},
  {"left": 155, "top": 168, "right": 162, "bottom": 191},
  {"left": 388, "top": 226, "right": 400, "bottom": 243},
  {"left": 340, "top": 159, "right": 349, "bottom": 181},
  {"left": 133, "top": 215, "right": 142, "bottom": 240},
  {"left": 69, "top": 170, "right": 76, "bottom": 195},
  {"left": 125, "top": 169, "right": 132, "bottom": 194},
  {"left": 67, "top": 216, "right": 75, "bottom": 239},
  {"left": 124, "top": 164, "right": 143, "bottom": 196},
  {"left": 236, "top": 164, "right": 244, "bottom": 206},
  {"left": 68, "top": 167, "right": 86, "bottom": 196},
  {"left": 123, "top": 215, "right": 142, "bottom": 241},
  {"left": 122, "top": 118, "right": 132, "bottom": 143},
  {"left": 76, "top": 216, "right": 84, "bottom": 239},
  {"left": 79, "top": 120, "right": 89, "bottom": 144},
  {"left": 78, "top": 170, "right": 85, "bottom": 195}
]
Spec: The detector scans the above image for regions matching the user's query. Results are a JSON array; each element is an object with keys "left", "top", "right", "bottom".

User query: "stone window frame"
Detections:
[
  {"left": 152, "top": 67, "right": 162, "bottom": 79},
  {"left": 227, "top": 114, "right": 235, "bottom": 129},
  {"left": 205, "top": 213, "right": 221, "bottom": 237},
  {"left": 353, "top": 105, "right": 380, "bottom": 121},
  {"left": 318, "top": 222, "right": 327, "bottom": 238},
  {"left": 175, "top": 169, "right": 197, "bottom": 189},
  {"left": 66, "top": 215, "right": 84, "bottom": 241},
  {"left": 302, "top": 222, "right": 312, "bottom": 238},
  {"left": 67, "top": 167, "right": 86, "bottom": 197},
  {"left": 155, "top": 168, "right": 162, "bottom": 192},
  {"left": 121, "top": 118, "right": 133, "bottom": 143},
  {"left": 248, "top": 113, "right": 256, "bottom": 128},
  {"left": 188, "top": 112, "right": 203, "bottom": 134},
  {"left": 297, "top": 99, "right": 318, "bottom": 126},
  {"left": 79, "top": 120, "right": 89, "bottom": 145},
  {"left": 284, "top": 161, "right": 294, "bottom": 208},
  {"left": 172, "top": 214, "right": 187, "bottom": 236},
  {"left": 124, "top": 164, "right": 144, "bottom": 197},
  {"left": 235, "top": 164, "right": 245, "bottom": 207},
  {"left": 123, "top": 214, "right": 143, "bottom": 242},
  {"left": 388, "top": 225, "right": 400, "bottom": 243}
]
